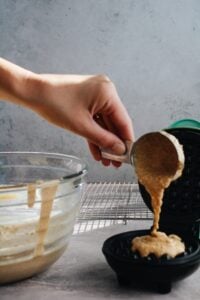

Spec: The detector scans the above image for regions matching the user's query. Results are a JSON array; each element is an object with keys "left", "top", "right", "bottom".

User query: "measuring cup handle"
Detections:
[{"left": 101, "top": 140, "right": 134, "bottom": 164}]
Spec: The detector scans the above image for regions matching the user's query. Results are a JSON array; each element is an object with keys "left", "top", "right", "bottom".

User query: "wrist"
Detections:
[
  {"left": 10, "top": 67, "right": 44, "bottom": 110},
  {"left": 18, "top": 72, "right": 45, "bottom": 109},
  {"left": 10, "top": 70, "right": 46, "bottom": 111},
  {"left": 0, "top": 58, "right": 40, "bottom": 108}
]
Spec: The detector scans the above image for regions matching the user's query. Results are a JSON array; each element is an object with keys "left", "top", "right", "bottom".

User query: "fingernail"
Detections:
[{"left": 111, "top": 142, "right": 126, "bottom": 155}]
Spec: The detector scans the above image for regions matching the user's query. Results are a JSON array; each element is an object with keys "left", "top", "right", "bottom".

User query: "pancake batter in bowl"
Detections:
[
  {"left": 131, "top": 131, "right": 185, "bottom": 258},
  {"left": 0, "top": 180, "right": 68, "bottom": 284}
]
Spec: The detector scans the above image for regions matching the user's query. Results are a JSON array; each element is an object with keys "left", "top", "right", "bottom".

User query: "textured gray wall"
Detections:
[{"left": 0, "top": 0, "right": 200, "bottom": 182}]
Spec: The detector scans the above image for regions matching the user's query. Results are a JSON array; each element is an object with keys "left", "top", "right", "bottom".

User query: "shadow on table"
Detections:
[{"left": 23, "top": 261, "right": 183, "bottom": 297}]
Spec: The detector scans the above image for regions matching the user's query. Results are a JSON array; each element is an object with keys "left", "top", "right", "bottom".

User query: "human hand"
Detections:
[
  {"left": 0, "top": 58, "right": 134, "bottom": 166},
  {"left": 32, "top": 74, "right": 134, "bottom": 166}
]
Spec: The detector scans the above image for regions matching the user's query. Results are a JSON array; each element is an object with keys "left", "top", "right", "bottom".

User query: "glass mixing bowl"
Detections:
[{"left": 0, "top": 152, "right": 87, "bottom": 284}]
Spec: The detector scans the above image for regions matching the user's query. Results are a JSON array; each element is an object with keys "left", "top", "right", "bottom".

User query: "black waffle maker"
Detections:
[{"left": 102, "top": 120, "right": 200, "bottom": 294}]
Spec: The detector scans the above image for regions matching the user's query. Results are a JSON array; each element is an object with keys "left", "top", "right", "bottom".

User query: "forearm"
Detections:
[{"left": 0, "top": 58, "right": 41, "bottom": 108}]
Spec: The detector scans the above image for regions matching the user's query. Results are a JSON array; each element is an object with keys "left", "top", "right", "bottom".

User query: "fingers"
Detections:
[
  {"left": 98, "top": 82, "right": 134, "bottom": 141},
  {"left": 87, "top": 141, "right": 122, "bottom": 167},
  {"left": 84, "top": 115, "right": 125, "bottom": 166},
  {"left": 108, "top": 97, "right": 134, "bottom": 141},
  {"left": 87, "top": 142, "right": 101, "bottom": 161},
  {"left": 88, "top": 141, "right": 110, "bottom": 166},
  {"left": 112, "top": 161, "right": 122, "bottom": 168},
  {"left": 77, "top": 114, "right": 126, "bottom": 154},
  {"left": 68, "top": 75, "right": 134, "bottom": 168},
  {"left": 92, "top": 115, "right": 123, "bottom": 167},
  {"left": 87, "top": 117, "right": 112, "bottom": 166}
]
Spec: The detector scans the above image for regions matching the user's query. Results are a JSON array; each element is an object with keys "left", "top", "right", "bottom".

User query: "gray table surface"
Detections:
[{"left": 1, "top": 221, "right": 199, "bottom": 300}]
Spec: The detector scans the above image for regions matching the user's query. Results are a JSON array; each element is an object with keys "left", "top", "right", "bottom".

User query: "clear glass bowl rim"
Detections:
[{"left": 0, "top": 151, "right": 88, "bottom": 192}]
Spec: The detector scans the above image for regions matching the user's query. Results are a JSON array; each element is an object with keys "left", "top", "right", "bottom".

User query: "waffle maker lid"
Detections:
[{"left": 138, "top": 119, "right": 200, "bottom": 239}]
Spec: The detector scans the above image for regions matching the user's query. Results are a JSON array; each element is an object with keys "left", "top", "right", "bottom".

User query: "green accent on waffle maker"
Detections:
[{"left": 168, "top": 119, "right": 200, "bottom": 129}]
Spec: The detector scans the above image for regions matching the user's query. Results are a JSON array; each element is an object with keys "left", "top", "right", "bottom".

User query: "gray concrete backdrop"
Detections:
[{"left": 0, "top": 0, "right": 200, "bottom": 182}]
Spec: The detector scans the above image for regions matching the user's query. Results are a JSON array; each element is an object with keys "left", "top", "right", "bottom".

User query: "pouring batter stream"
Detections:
[{"left": 131, "top": 131, "right": 185, "bottom": 258}]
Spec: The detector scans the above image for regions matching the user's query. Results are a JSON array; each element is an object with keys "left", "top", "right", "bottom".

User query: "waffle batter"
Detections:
[
  {"left": 131, "top": 131, "right": 185, "bottom": 258},
  {"left": 0, "top": 180, "right": 62, "bottom": 283}
]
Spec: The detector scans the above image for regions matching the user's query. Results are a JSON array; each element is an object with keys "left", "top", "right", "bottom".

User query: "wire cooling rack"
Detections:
[{"left": 74, "top": 183, "right": 153, "bottom": 234}]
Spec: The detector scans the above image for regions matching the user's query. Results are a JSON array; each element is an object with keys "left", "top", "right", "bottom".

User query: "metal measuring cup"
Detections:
[{"left": 101, "top": 131, "right": 185, "bottom": 180}]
